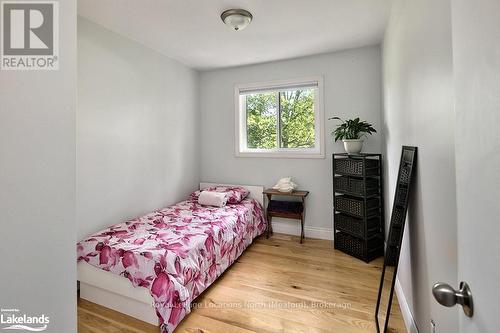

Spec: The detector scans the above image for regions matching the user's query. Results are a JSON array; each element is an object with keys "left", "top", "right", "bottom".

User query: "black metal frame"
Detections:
[
  {"left": 333, "top": 153, "right": 385, "bottom": 262},
  {"left": 375, "top": 146, "right": 417, "bottom": 333}
]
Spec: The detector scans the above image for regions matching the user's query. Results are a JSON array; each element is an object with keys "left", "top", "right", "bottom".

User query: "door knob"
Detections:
[{"left": 432, "top": 281, "right": 473, "bottom": 317}]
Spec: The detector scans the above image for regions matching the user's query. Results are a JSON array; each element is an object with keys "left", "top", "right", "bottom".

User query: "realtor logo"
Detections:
[
  {"left": 1, "top": 1, "right": 59, "bottom": 70},
  {"left": 1, "top": 308, "right": 50, "bottom": 331}
]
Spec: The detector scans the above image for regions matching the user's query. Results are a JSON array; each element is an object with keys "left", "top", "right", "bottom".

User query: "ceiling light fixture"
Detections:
[{"left": 221, "top": 9, "right": 253, "bottom": 31}]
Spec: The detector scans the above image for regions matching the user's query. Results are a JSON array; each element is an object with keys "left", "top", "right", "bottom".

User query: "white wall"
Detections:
[
  {"left": 382, "top": 0, "right": 458, "bottom": 331},
  {"left": 200, "top": 46, "right": 383, "bottom": 239},
  {"left": 0, "top": 1, "right": 77, "bottom": 332},
  {"left": 77, "top": 18, "right": 200, "bottom": 240}
]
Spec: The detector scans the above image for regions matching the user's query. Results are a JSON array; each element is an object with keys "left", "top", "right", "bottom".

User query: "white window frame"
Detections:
[{"left": 235, "top": 76, "right": 325, "bottom": 159}]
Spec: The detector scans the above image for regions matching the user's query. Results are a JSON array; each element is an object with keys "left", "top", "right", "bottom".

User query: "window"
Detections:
[{"left": 235, "top": 77, "right": 324, "bottom": 158}]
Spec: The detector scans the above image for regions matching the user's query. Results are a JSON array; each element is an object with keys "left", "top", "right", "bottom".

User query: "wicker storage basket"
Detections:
[
  {"left": 334, "top": 232, "right": 383, "bottom": 262},
  {"left": 334, "top": 195, "right": 380, "bottom": 218},
  {"left": 334, "top": 176, "right": 349, "bottom": 192},
  {"left": 335, "top": 213, "right": 380, "bottom": 238},
  {"left": 334, "top": 158, "right": 379, "bottom": 176},
  {"left": 334, "top": 176, "right": 379, "bottom": 196}
]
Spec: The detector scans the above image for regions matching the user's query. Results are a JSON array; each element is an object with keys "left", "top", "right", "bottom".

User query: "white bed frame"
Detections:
[{"left": 78, "top": 182, "right": 264, "bottom": 326}]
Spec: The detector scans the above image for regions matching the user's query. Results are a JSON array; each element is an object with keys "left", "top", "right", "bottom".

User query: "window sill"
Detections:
[{"left": 235, "top": 151, "right": 325, "bottom": 159}]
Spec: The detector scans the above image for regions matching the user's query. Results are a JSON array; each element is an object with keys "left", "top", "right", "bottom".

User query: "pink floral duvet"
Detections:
[{"left": 77, "top": 198, "right": 266, "bottom": 333}]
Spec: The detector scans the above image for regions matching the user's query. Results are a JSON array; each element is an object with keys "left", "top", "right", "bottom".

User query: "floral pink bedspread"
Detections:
[{"left": 77, "top": 198, "right": 266, "bottom": 333}]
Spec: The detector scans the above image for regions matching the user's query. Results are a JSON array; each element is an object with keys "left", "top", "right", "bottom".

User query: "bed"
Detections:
[{"left": 77, "top": 183, "right": 266, "bottom": 333}]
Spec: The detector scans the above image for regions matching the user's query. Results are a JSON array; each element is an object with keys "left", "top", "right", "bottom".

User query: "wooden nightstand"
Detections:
[{"left": 263, "top": 188, "right": 309, "bottom": 243}]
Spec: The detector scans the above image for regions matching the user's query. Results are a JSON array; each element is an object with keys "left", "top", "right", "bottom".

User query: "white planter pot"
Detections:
[{"left": 342, "top": 139, "right": 364, "bottom": 154}]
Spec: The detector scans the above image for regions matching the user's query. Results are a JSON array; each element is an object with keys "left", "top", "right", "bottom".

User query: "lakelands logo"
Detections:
[
  {"left": 1, "top": 1, "right": 59, "bottom": 70},
  {"left": 0, "top": 308, "right": 49, "bottom": 331}
]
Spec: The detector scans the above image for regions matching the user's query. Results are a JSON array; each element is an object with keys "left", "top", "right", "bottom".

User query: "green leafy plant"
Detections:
[{"left": 329, "top": 117, "right": 377, "bottom": 142}]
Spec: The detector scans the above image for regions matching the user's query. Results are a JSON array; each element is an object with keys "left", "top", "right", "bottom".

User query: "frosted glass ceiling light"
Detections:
[{"left": 221, "top": 9, "right": 253, "bottom": 31}]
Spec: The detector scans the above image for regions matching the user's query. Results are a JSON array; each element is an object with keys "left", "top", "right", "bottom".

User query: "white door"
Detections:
[{"left": 447, "top": 0, "right": 500, "bottom": 331}]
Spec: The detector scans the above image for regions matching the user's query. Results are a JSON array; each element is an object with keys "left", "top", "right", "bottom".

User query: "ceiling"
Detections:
[{"left": 78, "top": 0, "right": 393, "bottom": 70}]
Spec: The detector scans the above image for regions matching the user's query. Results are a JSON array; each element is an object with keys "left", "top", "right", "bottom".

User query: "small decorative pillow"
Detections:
[
  {"left": 190, "top": 186, "right": 250, "bottom": 204},
  {"left": 198, "top": 191, "right": 227, "bottom": 207}
]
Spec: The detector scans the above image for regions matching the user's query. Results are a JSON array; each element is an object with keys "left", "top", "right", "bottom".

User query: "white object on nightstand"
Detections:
[{"left": 272, "top": 177, "right": 297, "bottom": 193}]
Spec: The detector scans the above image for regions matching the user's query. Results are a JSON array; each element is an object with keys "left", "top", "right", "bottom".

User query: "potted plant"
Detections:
[{"left": 329, "top": 117, "right": 377, "bottom": 154}]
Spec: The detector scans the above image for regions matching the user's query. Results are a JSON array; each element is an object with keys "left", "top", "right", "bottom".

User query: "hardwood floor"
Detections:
[{"left": 78, "top": 234, "right": 407, "bottom": 333}]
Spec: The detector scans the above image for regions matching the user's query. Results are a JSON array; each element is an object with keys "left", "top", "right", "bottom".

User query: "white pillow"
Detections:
[{"left": 198, "top": 191, "right": 228, "bottom": 207}]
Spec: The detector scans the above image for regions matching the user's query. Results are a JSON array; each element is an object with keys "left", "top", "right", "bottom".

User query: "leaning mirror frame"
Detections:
[{"left": 375, "top": 146, "right": 417, "bottom": 333}]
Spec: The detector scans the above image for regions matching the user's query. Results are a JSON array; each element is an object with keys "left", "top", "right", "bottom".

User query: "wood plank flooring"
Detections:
[{"left": 78, "top": 234, "right": 407, "bottom": 333}]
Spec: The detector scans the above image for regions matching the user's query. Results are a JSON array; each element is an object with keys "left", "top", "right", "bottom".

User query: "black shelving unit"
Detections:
[{"left": 333, "top": 153, "right": 384, "bottom": 262}]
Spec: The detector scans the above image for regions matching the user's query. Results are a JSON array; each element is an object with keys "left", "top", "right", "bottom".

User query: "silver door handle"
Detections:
[{"left": 432, "top": 281, "right": 473, "bottom": 317}]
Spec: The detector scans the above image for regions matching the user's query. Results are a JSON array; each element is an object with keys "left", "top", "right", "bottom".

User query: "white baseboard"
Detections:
[
  {"left": 395, "top": 277, "right": 419, "bottom": 333},
  {"left": 271, "top": 219, "right": 333, "bottom": 240}
]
